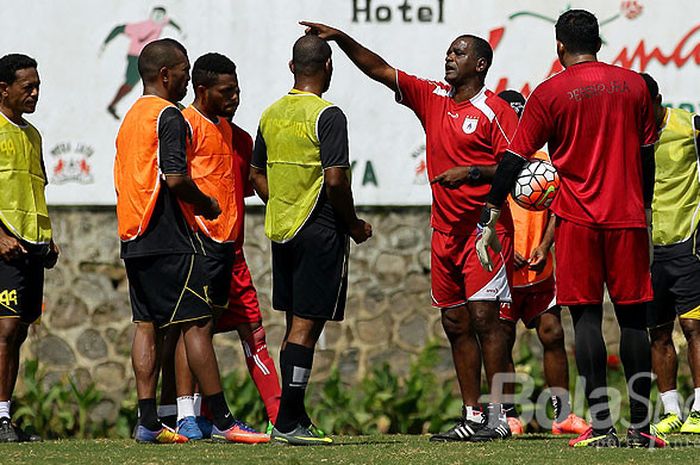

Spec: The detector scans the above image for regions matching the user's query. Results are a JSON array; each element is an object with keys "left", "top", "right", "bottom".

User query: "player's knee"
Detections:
[
  {"left": 183, "top": 318, "right": 213, "bottom": 335},
  {"left": 680, "top": 318, "right": 700, "bottom": 341},
  {"left": 469, "top": 309, "right": 498, "bottom": 335},
  {"left": 0, "top": 320, "right": 21, "bottom": 346},
  {"left": 650, "top": 324, "right": 675, "bottom": 347},
  {"left": 441, "top": 311, "right": 468, "bottom": 339},
  {"left": 538, "top": 321, "right": 565, "bottom": 349},
  {"left": 244, "top": 324, "right": 267, "bottom": 348}
]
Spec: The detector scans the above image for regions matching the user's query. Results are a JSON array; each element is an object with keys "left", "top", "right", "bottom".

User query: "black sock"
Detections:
[
  {"left": 570, "top": 305, "right": 612, "bottom": 434},
  {"left": 276, "top": 343, "right": 314, "bottom": 433},
  {"left": 160, "top": 415, "right": 176, "bottom": 429},
  {"left": 137, "top": 399, "right": 160, "bottom": 430},
  {"left": 616, "top": 304, "right": 652, "bottom": 433},
  {"left": 503, "top": 403, "right": 518, "bottom": 418},
  {"left": 205, "top": 392, "right": 234, "bottom": 431}
]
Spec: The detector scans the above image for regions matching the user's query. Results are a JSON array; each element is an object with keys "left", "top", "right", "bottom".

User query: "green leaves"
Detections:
[
  {"left": 13, "top": 360, "right": 103, "bottom": 439},
  {"left": 307, "top": 342, "right": 461, "bottom": 435}
]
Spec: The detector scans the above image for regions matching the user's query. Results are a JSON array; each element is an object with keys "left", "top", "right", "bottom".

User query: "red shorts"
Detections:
[
  {"left": 214, "top": 248, "right": 263, "bottom": 333},
  {"left": 431, "top": 229, "right": 513, "bottom": 308},
  {"left": 554, "top": 218, "right": 653, "bottom": 306},
  {"left": 501, "top": 276, "right": 557, "bottom": 328}
]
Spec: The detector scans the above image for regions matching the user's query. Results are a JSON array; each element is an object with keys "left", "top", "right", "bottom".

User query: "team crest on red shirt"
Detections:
[{"left": 462, "top": 116, "right": 479, "bottom": 134}]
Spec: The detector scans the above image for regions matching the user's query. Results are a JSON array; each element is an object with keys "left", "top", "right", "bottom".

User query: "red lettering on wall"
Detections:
[
  {"left": 488, "top": 27, "right": 505, "bottom": 50},
  {"left": 612, "top": 24, "right": 700, "bottom": 71},
  {"left": 490, "top": 24, "right": 700, "bottom": 98}
]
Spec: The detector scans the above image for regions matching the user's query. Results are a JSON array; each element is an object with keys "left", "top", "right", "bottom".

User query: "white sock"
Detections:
[
  {"left": 0, "top": 400, "right": 10, "bottom": 419},
  {"left": 193, "top": 393, "right": 202, "bottom": 417},
  {"left": 465, "top": 405, "right": 483, "bottom": 423},
  {"left": 693, "top": 388, "right": 700, "bottom": 412},
  {"left": 177, "top": 396, "right": 195, "bottom": 421},
  {"left": 660, "top": 390, "right": 682, "bottom": 416},
  {"left": 157, "top": 404, "right": 177, "bottom": 418},
  {"left": 496, "top": 403, "right": 507, "bottom": 423}
]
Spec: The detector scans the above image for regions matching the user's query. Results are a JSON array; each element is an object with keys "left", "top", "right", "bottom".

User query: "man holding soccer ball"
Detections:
[
  {"left": 496, "top": 90, "right": 588, "bottom": 436},
  {"left": 479, "top": 10, "right": 663, "bottom": 448}
]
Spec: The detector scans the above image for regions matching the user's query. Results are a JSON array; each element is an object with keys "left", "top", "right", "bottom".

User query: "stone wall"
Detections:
[{"left": 22, "top": 206, "right": 628, "bottom": 423}]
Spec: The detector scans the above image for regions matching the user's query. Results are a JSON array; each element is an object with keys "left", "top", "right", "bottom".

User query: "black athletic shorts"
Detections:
[
  {"left": 0, "top": 255, "right": 44, "bottom": 324},
  {"left": 201, "top": 252, "right": 234, "bottom": 313},
  {"left": 647, "top": 244, "right": 700, "bottom": 328},
  {"left": 125, "top": 253, "right": 213, "bottom": 328},
  {"left": 271, "top": 221, "right": 349, "bottom": 321}
]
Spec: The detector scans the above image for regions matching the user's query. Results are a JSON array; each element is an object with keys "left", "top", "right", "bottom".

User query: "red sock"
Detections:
[{"left": 243, "top": 326, "right": 281, "bottom": 423}]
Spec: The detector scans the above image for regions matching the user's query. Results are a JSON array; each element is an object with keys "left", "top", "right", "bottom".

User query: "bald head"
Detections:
[
  {"left": 292, "top": 35, "right": 332, "bottom": 76},
  {"left": 138, "top": 38, "right": 188, "bottom": 83}
]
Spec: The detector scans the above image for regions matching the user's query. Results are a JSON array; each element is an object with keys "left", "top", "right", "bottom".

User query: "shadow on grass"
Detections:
[
  {"left": 330, "top": 439, "right": 405, "bottom": 447},
  {"left": 667, "top": 438, "right": 700, "bottom": 449},
  {"left": 514, "top": 434, "right": 560, "bottom": 441}
]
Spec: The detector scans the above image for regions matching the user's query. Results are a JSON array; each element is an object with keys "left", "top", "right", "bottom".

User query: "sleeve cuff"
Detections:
[{"left": 394, "top": 69, "right": 404, "bottom": 103}]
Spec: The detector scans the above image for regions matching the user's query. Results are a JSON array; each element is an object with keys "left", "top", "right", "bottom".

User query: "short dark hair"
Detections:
[
  {"left": 192, "top": 53, "right": 237, "bottom": 88},
  {"left": 455, "top": 35, "right": 493, "bottom": 74},
  {"left": 0, "top": 54, "right": 37, "bottom": 85},
  {"left": 138, "top": 38, "right": 188, "bottom": 82},
  {"left": 292, "top": 35, "right": 332, "bottom": 76},
  {"left": 152, "top": 6, "right": 166, "bottom": 14},
  {"left": 555, "top": 9, "right": 601, "bottom": 55},
  {"left": 640, "top": 73, "right": 659, "bottom": 99},
  {"left": 498, "top": 90, "right": 526, "bottom": 118}
]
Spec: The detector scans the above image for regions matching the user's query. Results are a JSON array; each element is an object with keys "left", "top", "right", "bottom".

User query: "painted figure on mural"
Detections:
[{"left": 99, "top": 6, "right": 184, "bottom": 119}]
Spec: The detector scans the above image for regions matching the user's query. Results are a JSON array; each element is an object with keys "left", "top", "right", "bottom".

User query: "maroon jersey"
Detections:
[
  {"left": 231, "top": 122, "right": 253, "bottom": 246},
  {"left": 396, "top": 70, "right": 518, "bottom": 235},
  {"left": 509, "top": 61, "right": 657, "bottom": 229}
]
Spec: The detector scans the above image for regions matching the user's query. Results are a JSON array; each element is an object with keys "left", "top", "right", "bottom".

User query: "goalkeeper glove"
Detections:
[{"left": 475, "top": 207, "right": 501, "bottom": 272}]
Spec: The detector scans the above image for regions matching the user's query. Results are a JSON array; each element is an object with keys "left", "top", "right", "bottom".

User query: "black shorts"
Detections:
[
  {"left": 125, "top": 253, "right": 213, "bottom": 328},
  {"left": 0, "top": 255, "right": 44, "bottom": 324},
  {"left": 271, "top": 222, "right": 349, "bottom": 321},
  {"left": 647, "top": 249, "right": 700, "bottom": 328},
  {"left": 202, "top": 252, "right": 234, "bottom": 312}
]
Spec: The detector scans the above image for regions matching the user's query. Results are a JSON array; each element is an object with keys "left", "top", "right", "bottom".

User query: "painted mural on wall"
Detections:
[{"left": 0, "top": 0, "right": 697, "bottom": 205}]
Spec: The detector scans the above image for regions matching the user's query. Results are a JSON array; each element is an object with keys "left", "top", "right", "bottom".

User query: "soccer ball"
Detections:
[{"left": 511, "top": 160, "right": 560, "bottom": 211}]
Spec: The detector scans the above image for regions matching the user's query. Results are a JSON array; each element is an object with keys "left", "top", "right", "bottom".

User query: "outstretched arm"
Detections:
[
  {"left": 300, "top": 21, "right": 397, "bottom": 92},
  {"left": 103, "top": 25, "right": 126, "bottom": 46}
]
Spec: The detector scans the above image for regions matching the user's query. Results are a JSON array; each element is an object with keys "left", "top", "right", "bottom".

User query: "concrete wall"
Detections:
[{"left": 22, "top": 206, "right": 629, "bottom": 423}]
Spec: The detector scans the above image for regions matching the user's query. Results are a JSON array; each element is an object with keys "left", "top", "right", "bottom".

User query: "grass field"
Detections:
[{"left": 1, "top": 434, "right": 699, "bottom": 465}]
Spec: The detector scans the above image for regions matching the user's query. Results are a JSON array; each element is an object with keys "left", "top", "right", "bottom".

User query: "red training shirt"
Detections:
[
  {"left": 508, "top": 61, "right": 657, "bottom": 229},
  {"left": 396, "top": 70, "right": 518, "bottom": 235},
  {"left": 231, "top": 122, "right": 254, "bottom": 247}
]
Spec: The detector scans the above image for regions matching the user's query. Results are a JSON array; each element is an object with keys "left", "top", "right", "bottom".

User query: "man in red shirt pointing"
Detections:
[
  {"left": 301, "top": 21, "right": 518, "bottom": 442},
  {"left": 478, "top": 9, "right": 664, "bottom": 448}
]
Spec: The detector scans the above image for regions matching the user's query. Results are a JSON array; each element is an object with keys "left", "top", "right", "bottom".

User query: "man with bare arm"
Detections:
[{"left": 300, "top": 21, "right": 518, "bottom": 442}]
